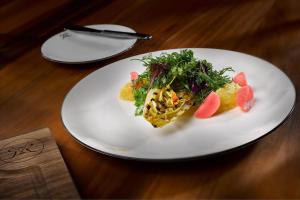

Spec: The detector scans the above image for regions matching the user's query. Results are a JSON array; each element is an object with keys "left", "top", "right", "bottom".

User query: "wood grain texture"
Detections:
[
  {"left": 0, "top": 0, "right": 300, "bottom": 198},
  {"left": 0, "top": 128, "right": 79, "bottom": 199}
]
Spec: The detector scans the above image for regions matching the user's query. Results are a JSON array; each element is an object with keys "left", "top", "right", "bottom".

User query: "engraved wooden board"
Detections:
[{"left": 0, "top": 128, "right": 80, "bottom": 199}]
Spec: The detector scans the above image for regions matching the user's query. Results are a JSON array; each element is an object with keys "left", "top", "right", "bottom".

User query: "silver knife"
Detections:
[{"left": 64, "top": 25, "right": 152, "bottom": 40}]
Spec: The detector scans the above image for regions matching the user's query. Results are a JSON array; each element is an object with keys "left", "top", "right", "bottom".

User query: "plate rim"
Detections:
[
  {"left": 41, "top": 24, "right": 137, "bottom": 64},
  {"left": 62, "top": 104, "right": 295, "bottom": 162},
  {"left": 61, "top": 47, "right": 297, "bottom": 161}
]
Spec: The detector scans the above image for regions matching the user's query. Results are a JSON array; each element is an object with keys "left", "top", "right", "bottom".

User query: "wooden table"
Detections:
[{"left": 1, "top": 0, "right": 300, "bottom": 198}]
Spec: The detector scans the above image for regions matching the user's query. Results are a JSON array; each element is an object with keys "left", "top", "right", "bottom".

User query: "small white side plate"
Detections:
[
  {"left": 61, "top": 48, "right": 296, "bottom": 161},
  {"left": 41, "top": 24, "right": 137, "bottom": 64}
]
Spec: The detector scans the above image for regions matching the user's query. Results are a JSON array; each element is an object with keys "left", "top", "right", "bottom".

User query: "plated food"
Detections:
[
  {"left": 120, "top": 50, "right": 255, "bottom": 127},
  {"left": 62, "top": 48, "right": 295, "bottom": 160}
]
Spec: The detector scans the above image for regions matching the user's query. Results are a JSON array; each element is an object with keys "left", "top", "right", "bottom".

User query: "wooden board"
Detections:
[{"left": 0, "top": 128, "right": 80, "bottom": 199}]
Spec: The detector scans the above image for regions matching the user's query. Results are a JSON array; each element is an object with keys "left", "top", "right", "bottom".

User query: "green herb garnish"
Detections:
[
  {"left": 132, "top": 49, "right": 233, "bottom": 115},
  {"left": 133, "top": 87, "right": 147, "bottom": 115}
]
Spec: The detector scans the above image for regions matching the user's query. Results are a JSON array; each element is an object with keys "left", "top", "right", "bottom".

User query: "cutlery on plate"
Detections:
[{"left": 64, "top": 25, "right": 152, "bottom": 40}]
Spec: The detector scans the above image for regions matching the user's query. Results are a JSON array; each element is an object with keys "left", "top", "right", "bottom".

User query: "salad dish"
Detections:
[
  {"left": 120, "top": 50, "right": 255, "bottom": 127},
  {"left": 61, "top": 48, "right": 295, "bottom": 160}
]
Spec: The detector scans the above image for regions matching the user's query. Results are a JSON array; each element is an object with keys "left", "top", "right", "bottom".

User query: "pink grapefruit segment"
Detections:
[
  {"left": 233, "top": 72, "right": 247, "bottom": 87},
  {"left": 236, "top": 85, "right": 254, "bottom": 112},
  {"left": 130, "top": 71, "right": 138, "bottom": 81},
  {"left": 195, "top": 92, "right": 221, "bottom": 118}
]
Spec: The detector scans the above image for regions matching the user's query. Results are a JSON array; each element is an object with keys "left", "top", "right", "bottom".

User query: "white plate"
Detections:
[
  {"left": 61, "top": 48, "right": 295, "bottom": 160},
  {"left": 41, "top": 24, "right": 137, "bottom": 64}
]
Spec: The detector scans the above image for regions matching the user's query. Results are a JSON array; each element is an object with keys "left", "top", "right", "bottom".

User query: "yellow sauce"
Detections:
[{"left": 119, "top": 82, "right": 134, "bottom": 101}]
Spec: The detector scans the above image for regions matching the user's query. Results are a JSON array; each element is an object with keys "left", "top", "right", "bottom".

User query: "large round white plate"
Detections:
[
  {"left": 61, "top": 48, "right": 295, "bottom": 160},
  {"left": 41, "top": 24, "right": 137, "bottom": 64}
]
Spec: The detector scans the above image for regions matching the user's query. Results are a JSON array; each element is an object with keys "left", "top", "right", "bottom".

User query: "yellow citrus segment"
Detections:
[
  {"left": 119, "top": 82, "right": 134, "bottom": 101},
  {"left": 216, "top": 82, "right": 240, "bottom": 113}
]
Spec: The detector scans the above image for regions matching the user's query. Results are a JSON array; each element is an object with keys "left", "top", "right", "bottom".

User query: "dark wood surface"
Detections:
[
  {"left": 1, "top": 0, "right": 300, "bottom": 198},
  {"left": 0, "top": 128, "right": 79, "bottom": 199}
]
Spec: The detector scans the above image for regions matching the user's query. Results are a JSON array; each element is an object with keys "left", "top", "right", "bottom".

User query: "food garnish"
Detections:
[
  {"left": 194, "top": 91, "right": 220, "bottom": 118},
  {"left": 236, "top": 85, "right": 255, "bottom": 112},
  {"left": 233, "top": 72, "right": 247, "bottom": 86}
]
